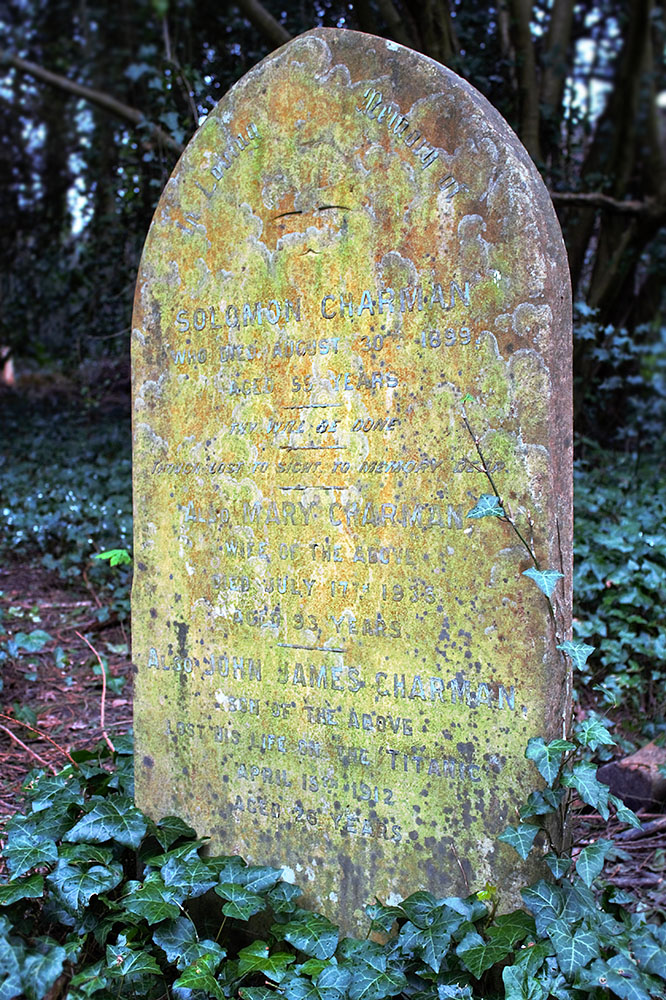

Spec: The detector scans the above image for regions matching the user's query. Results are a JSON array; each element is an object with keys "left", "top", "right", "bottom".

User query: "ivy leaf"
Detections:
[
  {"left": 147, "top": 841, "right": 207, "bottom": 867},
  {"left": 466, "top": 494, "right": 504, "bottom": 519},
  {"left": 347, "top": 962, "right": 408, "bottom": 1000},
  {"left": 215, "top": 883, "right": 264, "bottom": 921},
  {"left": 459, "top": 938, "right": 513, "bottom": 978},
  {"left": 511, "top": 939, "right": 552, "bottom": 977},
  {"left": 47, "top": 860, "right": 123, "bottom": 913},
  {"left": 441, "top": 896, "right": 488, "bottom": 922},
  {"left": 436, "top": 987, "right": 475, "bottom": 1000},
  {"left": 561, "top": 761, "right": 610, "bottom": 818},
  {"left": 0, "top": 874, "right": 44, "bottom": 906},
  {"left": 278, "top": 972, "right": 320, "bottom": 1000},
  {"left": 208, "top": 855, "right": 247, "bottom": 881},
  {"left": 241, "top": 865, "right": 284, "bottom": 893},
  {"left": 609, "top": 794, "right": 641, "bottom": 828},
  {"left": 105, "top": 934, "right": 162, "bottom": 980},
  {"left": 173, "top": 952, "right": 225, "bottom": 1000},
  {"left": 152, "top": 916, "right": 226, "bottom": 971},
  {"left": 632, "top": 926, "right": 666, "bottom": 978},
  {"left": 398, "top": 891, "right": 438, "bottom": 928},
  {"left": 7, "top": 630, "right": 53, "bottom": 655},
  {"left": 498, "top": 823, "right": 540, "bottom": 860},
  {"left": 239, "top": 989, "right": 278, "bottom": 1000},
  {"left": 416, "top": 908, "right": 464, "bottom": 972},
  {"left": 575, "top": 718, "right": 616, "bottom": 751},
  {"left": 266, "top": 881, "right": 303, "bottom": 914},
  {"left": 27, "top": 772, "right": 82, "bottom": 813},
  {"left": 521, "top": 880, "right": 565, "bottom": 936},
  {"left": 578, "top": 957, "right": 653, "bottom": 1000},
  {"left": 161, "top": 854, "right": 218, "bottom": 901},
  {"left": 560, "top": 880, "right": 597, "bottom": 924},
  {"left": 21, "top": 941, "right": 66, "bottom": 1000},
  {"left": 9, "top": 802, "right": 72, "bottom": 844},
  {"left": 4, "top": 828, "right": 58, "bottom": 879},
  {"left": 557, "top": 640, "right": 596, "bottom": 671},
  {"left": 58, "top": 843, "right": 114, "bottom": 866},
  {"left": 576, "top": 839, "right": 615, "bottom": 887},
  {"left": 545, "top": 853, "right": 572, "bottom": 879},
  {"left": 519, "top": 787, "right": 564, "bottom": 819},
  {"left": 0, "top": 924, "right": 24, "bottom": 1000},
  {"left": 296, "top": 959, "right": 328, "bottom": 978},
  {"left": 152, "top": 815, "right": 198, "bottom": 850},
  {"left": 455, "top": 929, "right": 484, "bottom": 956},
  {"left": 525, "top": 737, "right": 575, "bottom": 786},
  {"left": 366, "top": 900, "right": 404, "bottom": 933},
  {"left": 522, "top": 568, "right": 564, "bottom": 598},
  {"left": 546, "top": 919, "right": 599, "bottom": 975},
  {"left": 280, "top": 910, "right": 339, "bottom": 960},
  {"left": 487, "top": 911, "right": 535, "bottom": 948},
  {"left": 502, "top": 964, "right": 550, "bottom": 1000},
  {"left": 68, "top": 958, "right": 116, "bottom": 996},
  {"left": 64, "top": 796, "right": 147, "bottom": 848},
  {"left": 120, "top": 872, "right": 181, "bottom": 924},
  {"left": 317, "top": 961, "right": 353, "bottom": 995},
  {"left": 237, "top": 940, "right": 296, "bottom": 983}
]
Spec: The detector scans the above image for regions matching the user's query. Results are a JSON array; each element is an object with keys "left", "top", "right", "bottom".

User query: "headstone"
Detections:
[{"left": 132, "top": 27, "right": 572, "bottom": 933}]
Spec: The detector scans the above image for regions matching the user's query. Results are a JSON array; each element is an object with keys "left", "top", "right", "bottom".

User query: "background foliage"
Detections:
[{"left": 1, "top": 0, "right": 666, "bottom": 442}]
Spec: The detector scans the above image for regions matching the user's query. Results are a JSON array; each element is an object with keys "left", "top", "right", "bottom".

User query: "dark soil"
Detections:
[{"left": 0, "top": 561, "right": 133, "bottom": 819}]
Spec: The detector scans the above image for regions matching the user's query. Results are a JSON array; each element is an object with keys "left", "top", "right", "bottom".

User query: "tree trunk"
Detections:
[
  {"left": 506, "top": 0, "right": 542, "bottom": 161},
  {"left": 401, "top": 0, "right": 459, "bottom": 64},
  {"left": 539, "top": 0, "right": 575, "bottom": 163}
]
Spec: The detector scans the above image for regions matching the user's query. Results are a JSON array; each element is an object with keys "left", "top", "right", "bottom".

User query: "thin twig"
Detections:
[
  {"left": 450, "top": 841, "right": 470, "bottom": 893},
  {"left": 460, "top": 412, "right": 564, "bottom": 636},
  {"left": 75, "top": 631, "right": 116, "bottom": 752},
  {"left": 0, "top": 724, "right": 58, "bottom": 774},
  {"left": 461, "top": 414, "right": 540, "bottom": 565},
  {"left": 81, "top": 570, "right": 103, "bottom": 608},
  {"left": 0, "top": 712, "right": 78, "bottom": 767}
]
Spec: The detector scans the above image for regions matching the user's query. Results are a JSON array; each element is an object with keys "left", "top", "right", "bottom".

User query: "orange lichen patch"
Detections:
[{"left": 131, "top": 28, "right": 572, "bottom": 935}]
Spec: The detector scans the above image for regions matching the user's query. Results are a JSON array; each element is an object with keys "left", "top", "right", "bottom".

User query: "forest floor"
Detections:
[
  {"left": 0, "top": 561, "right": 134, "bottom": 815},
  {"left": 0, "top": 558, "right": 665, "bottom": 919}
]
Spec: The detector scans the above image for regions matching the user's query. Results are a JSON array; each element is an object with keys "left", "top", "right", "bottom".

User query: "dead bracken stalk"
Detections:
[
  {"left": 81, "top": 569, "right": 103, "bottom": 608},
  {"left": 0, "top": 712, "right": 79, "bottom": 768},
  {"left": 75, "top": 631, "right": 116, "bottom": 752},
  {"left": 0, "top": 724, "right": 57, "bottom": 774}
]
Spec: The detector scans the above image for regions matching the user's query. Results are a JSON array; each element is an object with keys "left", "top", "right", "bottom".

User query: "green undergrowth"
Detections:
[
  {"left": 0, "top": 399, "right": 132, "bottom": 622},
  {"left": 572, "top": 450, "right": 666, "bottom": 719},
  {"left": 1, "top": 731, "right": 665, "bottom": 1000},
  {"left": 572, "top": 311, "right": 666, "bottom": 720}
]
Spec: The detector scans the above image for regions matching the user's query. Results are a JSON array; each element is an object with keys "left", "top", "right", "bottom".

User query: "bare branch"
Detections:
[
  {"left": 235, "top": 0, "right": 292, "bottom": 48},
  {"left": 551, "top": 191, "right": 665, "bottom": 217},
  {"left": 0, "top": 724, "right": 57, "bottom": 774},
  {"left": 0, "top": 50, "right": 184, "bottom": 154}
]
